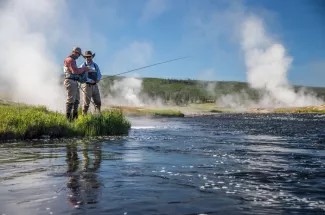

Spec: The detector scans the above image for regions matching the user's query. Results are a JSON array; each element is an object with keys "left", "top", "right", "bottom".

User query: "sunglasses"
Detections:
[{"left": 85, "top": 56, "right": 92, "bottom": 58}]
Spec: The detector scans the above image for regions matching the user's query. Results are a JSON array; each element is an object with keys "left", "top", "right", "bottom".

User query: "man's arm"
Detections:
[
  {"left": 79, "top": 62, "right": 86, "bottom": 68},
  {"left": 65, "top": 58, "right": 88, "bottom": 75},
  {"left": 95, "top": 63, "right": 102, "bottom": 81}
]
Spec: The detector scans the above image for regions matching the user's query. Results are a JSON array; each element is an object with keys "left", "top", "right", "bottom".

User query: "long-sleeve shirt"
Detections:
[
  {"left": 64, "top": 56, "right": 88, "bottom": 75},
  {"left": 80, "top": 61, "right": 102, "bottom": 83}
]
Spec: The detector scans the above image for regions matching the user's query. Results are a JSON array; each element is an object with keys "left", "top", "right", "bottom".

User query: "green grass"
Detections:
[
  {"left": 294, "top": 109, "right": 325, "bottom": 113},
  {"left": 73, "top": 110, "right": 131, "bottom": 135},
  {"left": 0, "top": 103, "right": 131, "bottom": 141},
  {"left": 169, "top": 103, "right": 232, "bottom": 114},
  {"left": 274, "top": 107, "right": 325, "bottom": 113},
  {"left": 110, "top": 103, "right": 234, "bottom": 117},
  {"left": 137, "top": 109, "right": 185, "bottom": 117},
  {"left": 110, "top": 105, "right": 185, "bottom": 117}
]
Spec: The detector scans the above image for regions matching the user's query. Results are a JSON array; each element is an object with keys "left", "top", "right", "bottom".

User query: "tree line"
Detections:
[{"left": 97, "top": 76, "right": 325, "bottom": 105}]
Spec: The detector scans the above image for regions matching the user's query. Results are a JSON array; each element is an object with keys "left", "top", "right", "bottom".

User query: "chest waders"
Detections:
[
  {"left": 64, "top": 55, "right": 85, "bottom": 121},
  {"left": 81, "top": 62, "right": 101, "bottom": 114}
]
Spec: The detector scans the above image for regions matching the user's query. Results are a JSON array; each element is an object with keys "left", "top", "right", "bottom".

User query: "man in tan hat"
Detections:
[
  {"left": 63, "top": 47, "right": 92, "bottom": 121},
  {"left": 80, "top": 50, "right": 102, "bottom": 114}
]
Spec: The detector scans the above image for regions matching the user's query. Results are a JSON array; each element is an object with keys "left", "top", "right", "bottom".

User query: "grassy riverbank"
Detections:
[
  {"left": 248, "top": 105, "right": 325, "bottom": 113},
  {"left": 111, "top": 105, "right": 185, "bottom": 117},
  {"left": 274, "top": 105, "right": 325, "bottom": 113},
  {"left": 109, "top": 103, "right": 234, "bottom": 117},
  {"left": 0, "top": 102, "right": 131, "bottom": 141}
]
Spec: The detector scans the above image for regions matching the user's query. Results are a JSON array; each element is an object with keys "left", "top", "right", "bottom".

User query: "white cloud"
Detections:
[
  {"left": 109, "top": 41, "right": 154, "bottom": 75},
  {"left": 139, "top": 0, "right": 167, "bottom": 24},
  {"left": 185, "top": 0, "right": 245, "bottom": 47},
  {"left": 55, "top": 1, "right": 123, "bottom": 61}
]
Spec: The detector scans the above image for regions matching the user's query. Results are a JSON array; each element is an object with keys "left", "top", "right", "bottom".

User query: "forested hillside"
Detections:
[{"left": 98, "top": 76, "right": 325, "bottom": 105}]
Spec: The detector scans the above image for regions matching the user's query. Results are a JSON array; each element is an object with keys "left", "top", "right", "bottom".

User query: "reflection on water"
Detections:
[
  {"left": 66, "top": 142, "right": 102, "bottom": 208},
  {"left": 66, "top": 143, "right": 79, "bottom": 173},
  {"left": 0, "top": 114, "right": 324, "bottom": 214}
]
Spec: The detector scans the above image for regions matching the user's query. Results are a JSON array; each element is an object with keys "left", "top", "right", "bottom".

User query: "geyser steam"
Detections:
[
  {"left": 217, "top": 14, "right": 323, "bottom": 108},
  {"left": 102, "top": 77, "right": 164, "bottom": 107},
  {"left": 241, "top": 15, "right": 323, "bottom": 107},
  {"left": 0, "top": 0, "right": 65, "bottom": 111}
]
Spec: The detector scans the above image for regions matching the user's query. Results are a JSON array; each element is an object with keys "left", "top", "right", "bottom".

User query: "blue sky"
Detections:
[{"left": 60, "top": 0, "right": 325, "bottom": 87}]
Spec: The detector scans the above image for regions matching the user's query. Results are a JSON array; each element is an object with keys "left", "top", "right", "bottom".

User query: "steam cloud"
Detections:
[
  {"left": 104, "top": 77, "right": 144, "bottom": 106},
  {"left": 242, "top": 15, "right": 323, "bottom": 107},
  {"left": 0, "top": 0, "right": 157, "bottom": 111},
  {"left": 0, "top": 0, "right": 65, "bottom": 111},
  {"left": 102, "top": 77, "right": 164, "bottom": 107},
  {"left": 217, "top": 15, "right": 323, "bottom": 108}
]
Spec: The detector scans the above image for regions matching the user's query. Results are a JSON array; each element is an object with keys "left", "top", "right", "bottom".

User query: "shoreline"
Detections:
[
  {"left": 2, "top": 101, "right": 325, "bottom": 142},
  {"left": 0, "top": 102, "right": 131, "bottom": 142},
  {"left": 111, "top": 103, "right": 325, "bottom": 117}
]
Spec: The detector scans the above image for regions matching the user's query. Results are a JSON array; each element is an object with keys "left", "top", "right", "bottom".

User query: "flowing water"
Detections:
[{"left": 0, "top": 113, "right": 325, "bottom": 215}]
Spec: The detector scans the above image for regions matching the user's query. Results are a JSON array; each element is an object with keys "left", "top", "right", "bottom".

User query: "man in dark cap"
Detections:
[{"left": 63, "top": 47, "right": 92, "bottom": 121}]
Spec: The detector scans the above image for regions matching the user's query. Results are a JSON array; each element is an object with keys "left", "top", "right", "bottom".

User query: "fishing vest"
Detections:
[
  {"left": 84, "top": 62, "right": 99, "bottom": 82},
  {"left": 63, "top": 56, "right": 87, "bottom": 83}
]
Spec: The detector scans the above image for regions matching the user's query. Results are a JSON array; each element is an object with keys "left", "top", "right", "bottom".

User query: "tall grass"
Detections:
[
  {"left": 73, "top": 110, "right": 131, "bottom": 136},
  {"left": 275, "top": 107, "right": 325, "bottom": 113},
  {"left": 111, "top": 105, "right": 185, "bottom": 117},
  {"left": 139, "top": 109, "right": 185, "bottom": 117},
  {"left": 0, "top": 103, "right": 131, "bottom": 141}
]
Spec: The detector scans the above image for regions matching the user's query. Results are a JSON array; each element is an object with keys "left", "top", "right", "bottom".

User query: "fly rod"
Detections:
[{"left": 101, "top": 56, "right": 190, "bottom": 80}]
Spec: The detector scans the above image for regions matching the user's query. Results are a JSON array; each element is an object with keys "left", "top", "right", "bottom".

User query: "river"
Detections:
[{"left": 0, "top": 113, "right": 324, "bottom": 215}]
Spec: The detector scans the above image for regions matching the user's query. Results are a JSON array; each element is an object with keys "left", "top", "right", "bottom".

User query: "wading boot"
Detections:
[
  {"left": 66, "top": 112, "right": 72, "bottom": 122},
  {"left": 72, "top": 112, "right": 78, "bottom": 120},
  {"left": 95, "top": 104, "right": 101, "bottom": 113},
  {"left": 71, "top": 100, "right": 80, "bottom": 121},
  {"left": 82, "top": 105, "right": 89, "bottom": 115},
  {"left": 66, "top": 103, "right": 74, "bottom": 122}
]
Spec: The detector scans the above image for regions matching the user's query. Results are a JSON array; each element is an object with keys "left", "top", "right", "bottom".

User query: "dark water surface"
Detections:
[{"left": 1, "top": 113, "right": 325, "bottom": 215}]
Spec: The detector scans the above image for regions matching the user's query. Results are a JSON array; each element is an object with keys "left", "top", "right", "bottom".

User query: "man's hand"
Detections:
[
  {"left": 89, "top": 80, "right": 96, "bottom": 84},
  {"left": 85, "top": 66, "right": 93, "bottom": 71}
]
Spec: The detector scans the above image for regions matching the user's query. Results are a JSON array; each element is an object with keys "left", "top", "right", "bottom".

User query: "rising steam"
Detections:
[
  {"left": 0, "top": 0, "right": 66, "bottom": 111},
  {"left": 242, "top": 15, "right": 323, "bottom": 107},
  {"left": 0, "top": 0, "right": 163, "bottom": 111},
  {"left": 102, "top": 77, "right": 164, "bottom": 107},
  {"left": 103, "top": 77, "right": 144, "bottom": 106},
  {"left": 217, "top": 15, "right": 323, "bottom": 108}
]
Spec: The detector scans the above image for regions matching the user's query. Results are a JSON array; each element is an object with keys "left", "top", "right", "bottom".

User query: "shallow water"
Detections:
[{"left": 0, "top": 113, "right": 325, "bottom": 215}]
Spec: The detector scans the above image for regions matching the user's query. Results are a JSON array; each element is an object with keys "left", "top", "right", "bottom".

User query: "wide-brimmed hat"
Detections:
[
  {"left": 83, "top": 50, "right": 95, "bottom": 58},
  {"left": 72, "top": 47, "right": 82, "bottom": 55}
]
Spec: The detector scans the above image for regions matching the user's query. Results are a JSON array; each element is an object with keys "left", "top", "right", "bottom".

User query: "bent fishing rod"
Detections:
[{"left": 101, "top": 56, "right": 190, "bottom": 80}]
